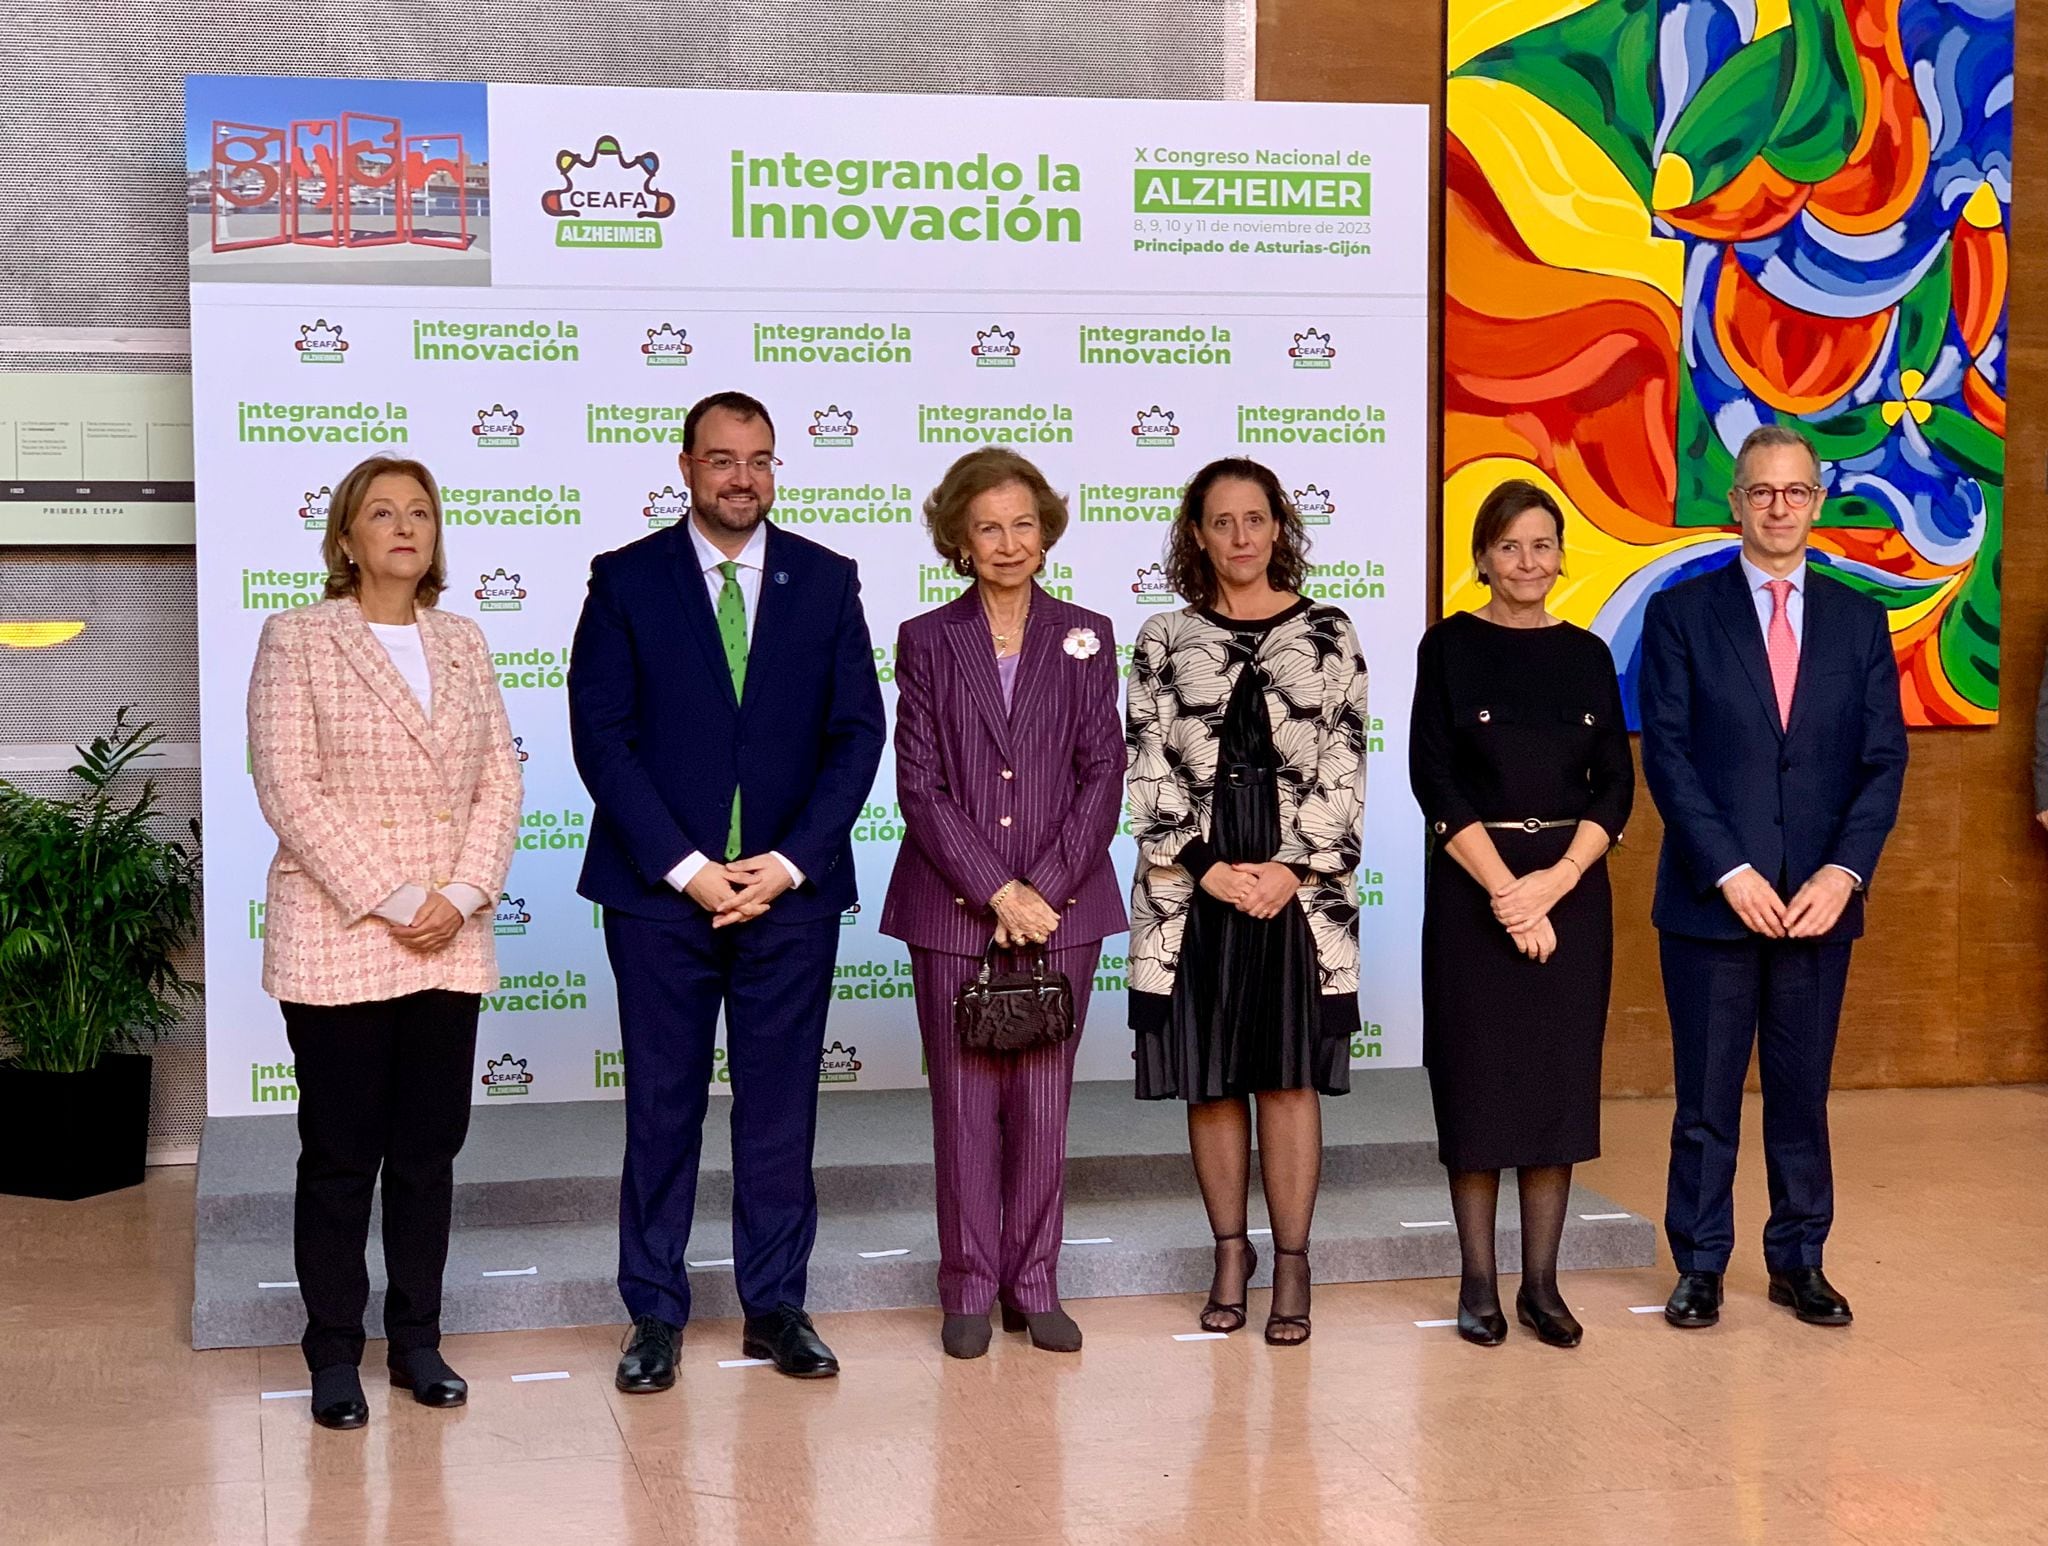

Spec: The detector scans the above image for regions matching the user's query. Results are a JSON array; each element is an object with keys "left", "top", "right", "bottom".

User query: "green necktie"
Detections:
[{"left": 716, "top": 560, "right": 748, "bottom": 860}]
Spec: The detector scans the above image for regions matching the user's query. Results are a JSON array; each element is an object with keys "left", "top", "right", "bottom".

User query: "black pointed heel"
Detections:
[
  {"left": 1515, "top": 1288, "right": 1584, "bottom": 1348},
  {"left": 1457, "top": 1300, "right": 1508, "bottom": 1346}
]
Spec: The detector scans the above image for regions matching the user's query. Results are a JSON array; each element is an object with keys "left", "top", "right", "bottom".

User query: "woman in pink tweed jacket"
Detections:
[{"left": 247, "top": 455, "right": 521, "bottom": 1431}]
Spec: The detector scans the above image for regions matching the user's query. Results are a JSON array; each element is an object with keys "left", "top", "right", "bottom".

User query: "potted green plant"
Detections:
[{"left": 0, "top": 710, "right": 202, "bottom": 1199}]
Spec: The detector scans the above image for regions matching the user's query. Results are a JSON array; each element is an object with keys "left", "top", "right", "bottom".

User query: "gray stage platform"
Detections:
[{"left": 192, "top": 1069, "right": 1656, "bottom": 1348}]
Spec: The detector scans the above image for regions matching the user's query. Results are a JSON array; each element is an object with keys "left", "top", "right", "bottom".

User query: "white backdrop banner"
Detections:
[{"left": 189, "top": 76, "right": 1431, "bottom": 1116}]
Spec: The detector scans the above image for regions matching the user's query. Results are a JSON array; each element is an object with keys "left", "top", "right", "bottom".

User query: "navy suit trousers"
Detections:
[
  {"left": 1660, "top": 932, "right": 1851, "bottom": 1273},
  {"left": 606, "top": 908, "right": 839, "bottom": 1326}
]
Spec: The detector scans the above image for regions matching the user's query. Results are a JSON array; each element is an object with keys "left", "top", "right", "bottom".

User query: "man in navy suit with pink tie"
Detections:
[
  {"left": 568, "top": 391, "right": 885, "bottom": 1387},
  {"left": 1640, "top": 424, "right": 1907, "bottom": 1332}
]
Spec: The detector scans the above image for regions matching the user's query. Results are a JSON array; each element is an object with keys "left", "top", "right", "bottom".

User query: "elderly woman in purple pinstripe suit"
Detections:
[{"left": 880, "top": 448, "right": 1128, "bottom": 1360}]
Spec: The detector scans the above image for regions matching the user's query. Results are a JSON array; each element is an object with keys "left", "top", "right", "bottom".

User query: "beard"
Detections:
[{"left": 691, "top": 486, "right": 772, "bottom": 535}]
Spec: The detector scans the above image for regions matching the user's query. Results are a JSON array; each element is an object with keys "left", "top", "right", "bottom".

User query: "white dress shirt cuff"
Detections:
[
  {"left": 1715, "top": 864, "right": 1753, "bottom": 889},
  {"left": 439, "top": 883, "right": 491, "bottom": 918},
  {"left": 1825, "top": 863, "right": 1864, "bottom": 888},
  {"left": 665, "top": 851, "right": 806, "bottom": 892},
  {"left": 373, "top": 883, "right": 429, "bottom": 926}
]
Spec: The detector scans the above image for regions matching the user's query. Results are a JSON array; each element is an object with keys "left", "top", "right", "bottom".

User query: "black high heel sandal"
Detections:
[
  {"left": 1265, "top": 1244, "right": 1312, "bottom": 1346},
  {"left": 1199, "top": 1232, "right": 1258, "bottom": 1334}
]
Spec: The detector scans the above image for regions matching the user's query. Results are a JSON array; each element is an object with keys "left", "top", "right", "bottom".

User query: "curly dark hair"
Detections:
[{"left": 1163, "top": 456, "right": 1311, "bottom": 608}]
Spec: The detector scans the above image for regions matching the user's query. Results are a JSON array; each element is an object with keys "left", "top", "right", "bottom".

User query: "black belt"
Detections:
[
  {"left": 1480, "top": 817, "right": 1576, "bottom": 832},
  {"left": 1219, "top": 762, "right": 1274, "bottom": 788}
]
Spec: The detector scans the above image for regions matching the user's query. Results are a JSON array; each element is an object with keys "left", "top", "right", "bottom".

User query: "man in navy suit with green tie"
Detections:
[
  {"left": 568, "top": 391, "right": 885, "bottom": 1386},
  {"left": 1639, "top": 424, "right": 1907, "bottom": 1332}
]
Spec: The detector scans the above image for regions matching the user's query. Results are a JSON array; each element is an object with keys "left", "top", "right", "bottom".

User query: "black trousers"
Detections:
[
  {"left": 281, "top": 989, "right": 480, "bottom": 1372},
  {"left": 1660, "top": 934, "right": 1852, "bottom": 1274}
]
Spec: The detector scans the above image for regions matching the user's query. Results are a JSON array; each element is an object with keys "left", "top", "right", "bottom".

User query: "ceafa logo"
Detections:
[
  {"left": 1132, "top": 562, "right": 1176, "bottom": 605},
  {"left": 512, "top": 735, "right": 531, "bottom": 764},
  {"left": 1293, "top": 483, "right": 1337, "bottom": 525},
  {"left": 644, "top": 484, "right": 690, "bottom": 529},
  {"left": 481, "top": 1053, "right": 535, "bottom": 1097},
  {"left": 474, "top": 404, "right": 524, "bottom": 449},
  {"left": 476, "top": 567, "right": 528, "bottom": 611},
  {"left": 819, "top": 1040, "right": 863, "bottom": 1084},
  {"left": 972, "top": 324, "right": 1020, "bottom": 367},
  {"left": 809, "top": 405, "right": 859, "bottom": 448},
  {"left": 1289, "top": 327, "right": 1336, "bottom": 368},
  {"left": 494, "top": 893, "right": 532, "bottom": 936},
  {"left": 296, "top": 320, "right": 347, "bottom": 365},
  {"left": 1132, "top": 405, "right": 1181, "bottom": 448},
  {"left": 840, "top": 900, "right": 862, "bottom": 928},
  {"left": 298, "top": 485, "right": 333, "bottom": 530},
  {"left": 642, "top": 323, "right": 693, "bottom": 366},
  {"left": 543, "top": 137, "right": 675, "bottom": 249}
]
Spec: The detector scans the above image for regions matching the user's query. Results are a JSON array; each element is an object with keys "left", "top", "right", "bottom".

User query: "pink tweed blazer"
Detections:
[{"left": 248, "top": 598, "right": 523, "bottom": 1006}]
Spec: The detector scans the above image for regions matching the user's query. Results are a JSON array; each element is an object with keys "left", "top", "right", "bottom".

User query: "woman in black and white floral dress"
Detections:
[{"left": 1126, "top": 457, "right": 1370, "bottom": 1346}]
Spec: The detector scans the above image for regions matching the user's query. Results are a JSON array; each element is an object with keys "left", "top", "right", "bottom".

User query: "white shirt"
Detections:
[
  {"left": 364, "top": 619, "right": 489, "bottom": 923},
  {"left": 665, "top": 518, "right": 805, "bottom": 897},
  {"left": 1717, "top": 551, "right": 1859, "bottom": 892},
  {"left": 367, "top": 620, "right": 433, "bottom": 719}
]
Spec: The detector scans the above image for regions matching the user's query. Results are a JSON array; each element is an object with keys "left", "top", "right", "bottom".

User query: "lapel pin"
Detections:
[{"left": 773, "top": 571, "right": 789, "bottom": 585}]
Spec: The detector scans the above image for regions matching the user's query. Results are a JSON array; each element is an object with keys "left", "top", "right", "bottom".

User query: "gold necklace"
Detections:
[{"left": 985, "top": 594, "right": 1029, "bottom": 648}]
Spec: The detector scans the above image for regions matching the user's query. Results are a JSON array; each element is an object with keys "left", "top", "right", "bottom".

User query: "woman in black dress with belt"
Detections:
[
  {"left": 1127, "top": 458, "right": 1371, "bottom": 1346},
  {"left": 1409, "top": 480, "right": 1634, "bottom": 1349}
]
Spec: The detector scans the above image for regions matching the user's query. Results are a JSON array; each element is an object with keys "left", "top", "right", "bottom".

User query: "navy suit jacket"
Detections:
[
  {"left": 1639, "top": 555, "right": 1908, "bottom": 942},
  {"left": 879, "top": 587, "right": 1128, "bottom": 955},
  {"left": 567, "top": 520, "right": 886, "bottom": 924}
]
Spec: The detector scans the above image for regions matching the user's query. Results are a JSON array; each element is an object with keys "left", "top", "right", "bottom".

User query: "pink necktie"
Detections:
[{"left": 1765, "top": 578, "right": 1798, "bottom": 728}]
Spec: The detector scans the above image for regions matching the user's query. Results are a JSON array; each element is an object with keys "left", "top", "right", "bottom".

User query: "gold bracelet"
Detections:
[
  {"left": 990, "top": 880, "right": 1019, "bottom": 909},
  {"left": 1560, "top": 855, "right": 1583, "bottom": 875}
]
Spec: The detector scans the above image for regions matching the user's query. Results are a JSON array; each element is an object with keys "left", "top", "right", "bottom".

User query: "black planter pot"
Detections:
[{"left": 0, "top": 1052, "right": 153, "bottom": 1201}]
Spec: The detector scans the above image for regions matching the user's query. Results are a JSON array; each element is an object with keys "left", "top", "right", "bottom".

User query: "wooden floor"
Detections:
[{"left": 3, "top": 1086, "right": 2045, "bottom": 1546}]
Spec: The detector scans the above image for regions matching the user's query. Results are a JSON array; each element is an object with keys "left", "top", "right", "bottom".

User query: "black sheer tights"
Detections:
[
  {"left": 1189, "top": 1089, "right": 1322, "bottom": 1341},
  {"left": 1449, "top": 1163, "right": 1574, "bottom": 1317}
]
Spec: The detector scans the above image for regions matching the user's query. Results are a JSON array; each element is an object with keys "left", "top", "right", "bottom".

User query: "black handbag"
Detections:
[{"left": 953, "top": 941, "right": 1076, "bottom": 1053}]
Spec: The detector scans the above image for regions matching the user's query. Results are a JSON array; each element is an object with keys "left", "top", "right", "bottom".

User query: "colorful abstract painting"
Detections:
[{"left": 1444, "top": 0, "right": 2012, "bottom": 725}]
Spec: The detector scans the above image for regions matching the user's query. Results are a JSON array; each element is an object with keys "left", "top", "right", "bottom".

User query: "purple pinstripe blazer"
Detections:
[{"left": 879, "top": 586, "right": 1128, "bottom": 956}]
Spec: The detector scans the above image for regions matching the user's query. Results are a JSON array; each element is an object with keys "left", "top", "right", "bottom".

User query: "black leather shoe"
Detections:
[
  {"left": 1664, "top": 1270, "right": 1724, "bottom": 1328},
  {"left": 1769, "top": 1267, "right": 1853, "bottom": 1326},
  {"left": 1515, "top": 1289, "right": 1584, "bottom": 1348},
  {"left": 742, "top": 1304, "right": 840, "bottom": 1379},
  {"left": 388, "top": 1347, "right": 468, "bottom": 1408},
  {"left": 1001, "top": 1302, "right": 1083, "bottom": 1353},
  {"left": 310, "top": 1364, "right": 368, "bottom": 1430},
  {"left": 1456, "top": 1300, "right": 1508, "bottom": 1347},
  {"left": 615, "top": 1314, "right": 681, "bottom": 1393}
]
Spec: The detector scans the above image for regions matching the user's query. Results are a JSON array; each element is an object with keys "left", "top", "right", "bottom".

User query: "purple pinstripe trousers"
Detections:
[{"left": 909, "top": 942, "right": 1100, "bottom": 1315}]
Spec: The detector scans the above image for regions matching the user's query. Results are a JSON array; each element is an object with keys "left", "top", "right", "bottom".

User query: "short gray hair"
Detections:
[{"left": 1734, "top": 424, "right": 1822, "bottom": 484}]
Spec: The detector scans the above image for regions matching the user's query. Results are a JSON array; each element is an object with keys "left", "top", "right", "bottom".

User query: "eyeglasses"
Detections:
[
  {"left": 1734, "top": 482, "right": 1820, "bottom": 512},
  {"left": 683, "top": 453, "right": 782, "bottom": 476}
]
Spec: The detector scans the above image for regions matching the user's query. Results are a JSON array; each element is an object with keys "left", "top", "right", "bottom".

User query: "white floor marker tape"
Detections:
[
  {"left": 481, "top": 1266, "right": 538, "bottom": 1277},
  {"left": 1628, "top": 1305, "right": 1666, "bottom": 1314},
  {"left": 1399, "top": 1220, "right": 1453, "bottom": 1229},
  {"left": 1413, "top": 1319, "right": 1458, "bottom": 1329},
  {"left": 1061, "top": 1237, "right": 1114, "bottom": 1246},
  {"left": 1173, "top": 1331, "right": 1229, "bottom": 1342},
  {"left": 260, "top": 1389, "right": 312, "bottom": 1401},
  {"left": 258, "top": 1280, "right": 299, "bottom": 1289},
  {"left": 687, "top": 1258, "right": 735, "bottom": 1268},
  {"left": 510, "top": 1371, "right": 571, "bottom": 1383},
  {"left": 1579, "top": 1212, "right": 1631, "bottom": 1221},
  {"left": 858, "top": 1248, "right": 910, "bottom": 1258},
  {"left": 718, "top": 1357, "right": 773, "bottom": 1368}
]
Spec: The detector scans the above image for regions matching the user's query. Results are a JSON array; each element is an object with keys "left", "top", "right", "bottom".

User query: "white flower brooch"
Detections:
[{"left": 1063, "top": 626, "right": 1102, "bottom": 660}]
